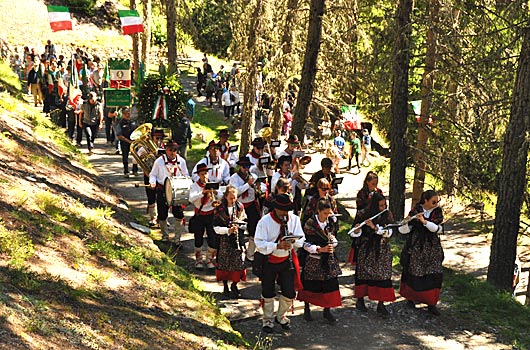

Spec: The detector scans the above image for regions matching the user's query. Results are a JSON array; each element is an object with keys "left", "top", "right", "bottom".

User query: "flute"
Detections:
[{"left": 348, "top": 208, "right": 389, "bottom": 236}]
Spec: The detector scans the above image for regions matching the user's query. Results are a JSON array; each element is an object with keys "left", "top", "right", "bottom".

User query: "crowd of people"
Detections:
[{"left": 10, "top": 45, "right": 445, "bottom": 334}]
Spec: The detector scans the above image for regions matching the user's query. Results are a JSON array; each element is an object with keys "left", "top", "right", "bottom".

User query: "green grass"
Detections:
[
  {"left": 0, "top": 60, "right": 22, "bottom": 92},
  {"left": 444, "top": 269, "right": 530, "bottom": 350}
]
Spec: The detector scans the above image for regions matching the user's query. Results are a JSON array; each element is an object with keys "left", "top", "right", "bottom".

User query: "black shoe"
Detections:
[
  {"left": 356, "top": 298, "right": 368, "bottom": 312},
  {"left": 275, "top": 317, "right": 290, "bottom": 330},
  {"left": 377, "top": 303, "right": 390, "bottom": 317},
  {"left": 323, "top": 308, "right": 337, "bottom": 324},
  {"left": 222, "top": 283, "right": 230, "bottom": 297},
  {"left": 427, "top": 305, "right": 441, "bottom": 316},
  {"left": 262, "top": 325, "right": 274, "bottom": 334},
  {"left": 303, "top": 303, "right": 313, "bottom": 322},
  {"left": 230, "top": 283, "right": 240, "bottom": 298},
  {"left": 406, "top": 300, "right": 416, "bottom": 309}
]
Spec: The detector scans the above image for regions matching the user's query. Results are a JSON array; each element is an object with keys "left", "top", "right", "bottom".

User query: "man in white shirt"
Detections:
[
  {"left": 217, "top": 129, "right": 238, "bottom": 172},
  {"left": 255, "top": 194, "right": 305, "bottom": 333},
  {"left": 192, "top": 140, "right": 231, "bottom": 185},
  {"left": 149, "top": 142, "right": 189, "bottom": 243},
  {"left": 230, "top": 156, "right": 266, "bottom": 261},
  {"left": 247, "top": 137, "right": 269, "bottom": 166}
]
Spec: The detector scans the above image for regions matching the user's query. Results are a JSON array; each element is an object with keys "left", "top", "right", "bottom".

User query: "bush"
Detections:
[
  {"left": 137, "top": 70, "right": 186, "bottom": 138},
  {"left": 66, "top": 0, "right": 97, "bottom": 16}
]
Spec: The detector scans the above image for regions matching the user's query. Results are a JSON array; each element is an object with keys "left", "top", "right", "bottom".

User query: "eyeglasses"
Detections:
[{"left": 319, "top": 187, "right": 331, "bottom": 191}]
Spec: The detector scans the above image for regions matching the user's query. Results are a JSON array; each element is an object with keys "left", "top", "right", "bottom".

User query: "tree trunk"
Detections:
[
  {"left": 291, "top": 0, "right": 325, "bottom": 142},
  {"left": 411, "top": 0, "right": 438, "bottom": 207},
  {"left": 131, "top": 0, "right": 141, "bottom": 84},
  {"left": 389, "top": 0, "right": 412, "bottom": 220},
  {"left": 141, "top": 0, "right": 152, "bottom": 74},
  {"left": 270, "top": 0, "right": 300, "bottom": 140},
  {"left": 239, "top": 0, "right": 264, "bottom": 157},
  {"left": 442, "top": 8, "right": 461, "bottom": 197},
  {"left": 167, "top": 0, "right": 177, "bottom": 69},
  {"left": 487, "top": 27, "right": 530, "bottom": 291}
]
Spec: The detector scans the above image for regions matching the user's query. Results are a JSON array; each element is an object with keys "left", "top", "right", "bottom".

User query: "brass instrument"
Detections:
[
  {"left": 291, "top": 171, "right": 309, "bottom": 189},
  {"left": 130, "top": 123, "right": 158, "bottom": 174},
  {"left": 259, "top": 126, "right": 273, "bottom": 144},
  {"left": 299, "top": 155, "right": 312, "bottom": 166},
  {"left": 205, "top": 189, "right": 221, "bottom": 207}
]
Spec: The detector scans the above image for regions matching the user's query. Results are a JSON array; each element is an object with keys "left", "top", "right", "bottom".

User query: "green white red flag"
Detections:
[
  {"left": 118, "top": 10, "right": 144, "bottom": 35},
  {"left": 152, "top": 95, "right": 168, "bottom": 120},
  {"left": 47, "top": 6, "right": 73, "bottom": 32}
]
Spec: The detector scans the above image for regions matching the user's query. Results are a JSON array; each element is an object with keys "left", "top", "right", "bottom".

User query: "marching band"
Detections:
[{"left": 127, "top": 122, "right": 446, "bottom": 334}]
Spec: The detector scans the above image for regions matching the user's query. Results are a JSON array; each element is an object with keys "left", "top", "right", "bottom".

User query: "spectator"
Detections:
[{"left": 361, "top": 129, "right": 372, "bottom": 167}]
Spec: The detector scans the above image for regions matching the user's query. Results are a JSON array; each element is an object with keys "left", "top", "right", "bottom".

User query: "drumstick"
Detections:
[{"left": 134, "top": 183, "right": 151, "bottom": 188}]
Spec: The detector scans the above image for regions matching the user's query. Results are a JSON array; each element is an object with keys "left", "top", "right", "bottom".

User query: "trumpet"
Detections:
[{"left": 205, "top": 189, "right": 221, "bottom": 207}]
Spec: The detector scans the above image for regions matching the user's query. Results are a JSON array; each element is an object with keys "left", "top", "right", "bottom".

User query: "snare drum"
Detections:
[{"left": 164, "top": 176, "right": 193, "bottom": 206}]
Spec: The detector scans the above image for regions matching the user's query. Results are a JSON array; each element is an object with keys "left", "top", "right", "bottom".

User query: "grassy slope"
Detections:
[{"left": 0, "top": 64, "right": 245, "bottom": 350}]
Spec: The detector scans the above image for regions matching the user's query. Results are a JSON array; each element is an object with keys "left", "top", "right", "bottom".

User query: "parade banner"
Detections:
[
  {"left": 104, "top": 88, "right": 132, "bottom": 107},
  {"left": 108, "top": 58, "right": 131, "bottom": 88}
]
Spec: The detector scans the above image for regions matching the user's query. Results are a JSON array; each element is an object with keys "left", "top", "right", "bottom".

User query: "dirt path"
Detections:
[{"left": 85, "top": 77, "right": 516, "bottom": 349}]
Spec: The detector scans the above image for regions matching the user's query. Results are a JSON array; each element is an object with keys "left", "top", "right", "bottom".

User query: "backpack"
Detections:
[{"left": 230, "top": 93, "right": 236, "bottom": 102}]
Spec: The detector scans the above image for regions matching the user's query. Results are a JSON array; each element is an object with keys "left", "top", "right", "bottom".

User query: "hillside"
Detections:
[{"left": 0, "top": 80, "right": 245, "bottom": 349}]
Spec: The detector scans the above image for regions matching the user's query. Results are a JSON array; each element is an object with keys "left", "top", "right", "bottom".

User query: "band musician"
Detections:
[
  {"left": 148, "top": 141, "right": 188, "bottom": 244},
  {"left": 255, "top": 194, "right": 305, "bottom": 333},
  {"left": 230, "top": 156, "right": 266, "bottom": 262},
  {"left": 217, "top": 129, "right": 238, "bottom": 173},
  {"left": 192, "top": 140, "right": 231, "bottom": 185}
]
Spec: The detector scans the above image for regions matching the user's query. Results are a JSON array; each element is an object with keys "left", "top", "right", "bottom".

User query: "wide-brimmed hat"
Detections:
[
  {"left": 194, "top": 163, "right": 209, "bottom": 174},
  {"left": 251, "top": 137, "right": 266, "bottom": 148},
  {"left": 274, "top": 194, "right": 294, "bottom": 211},
  {"left": 205, "top": 140, "right": 221, "bottom": 150},
  {"left": 165, "top": 141, "right": 179, "bottom": 150},
  {"left": 236, "top": 156, "right": 252, "bottom": 167},
  {"left": 285, "top": 134, "right": 300, "bottom": 144}
]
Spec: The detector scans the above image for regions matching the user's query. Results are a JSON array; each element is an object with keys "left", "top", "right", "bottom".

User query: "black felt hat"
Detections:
[
  {"left": 236, "top": 156, "right": 252, "bottom": 167},
  {"left": 251, "top": 137, "right": 266, "bottom": 148},
  {"left": 274, "top": 194, "right": 294, "bottom": 211},
  {"left": 194, "top": 163, "right": 209, "bottom": 174},
  {"left": 205, "top": 140, "right": 222, "bottom": 150}
]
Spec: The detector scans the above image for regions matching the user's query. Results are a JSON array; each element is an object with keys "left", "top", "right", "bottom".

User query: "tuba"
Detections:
[{"left": 130, "top": 123, "right": 159, "bottom": 174}]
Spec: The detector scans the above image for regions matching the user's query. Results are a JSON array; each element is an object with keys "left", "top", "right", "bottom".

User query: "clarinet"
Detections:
[{"left": 231, "top": 202, "right": 240, "bottom": 249}]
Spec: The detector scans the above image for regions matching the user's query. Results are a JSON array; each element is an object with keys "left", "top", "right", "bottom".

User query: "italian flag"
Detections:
[
  {"left": 118, "top": 9, "right": 144, "bottom": 35},
  {"left": 47, "top": 6, "right": 73, "bottom": 32}
]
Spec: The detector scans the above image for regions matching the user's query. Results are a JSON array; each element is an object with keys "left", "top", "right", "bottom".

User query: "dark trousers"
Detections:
[
  {"left": 192, "top": 213, "right": 217, "bottom": 249},
  {"left": 105, "top": 116, "right": 115, "bottom": 142},
  {"left": 144, "top": 175, "right": 156, "bottom": 205},
  {"left": 66, "top": 110, "right": 76, "bottom": 140},
  {"left": 155, "top": 187, "right": 184, "bottom": 221},
  {"left": 244, "top": 202, "right": 260, "bottom": 238},
  {"left": 76, "top": 124, "right": 83, "bottom": 144},
  {"left": 177, "top": 143, "right": 187, "bottom": 159},
  {"left": 261, "top": 259, "right": 296, "bottom": 299},
  {"left": 82, "top": 123, "right": 98, "bottom": 150},
  {"left": 223, "top": 105, "right": 231, "bottom": 120}
]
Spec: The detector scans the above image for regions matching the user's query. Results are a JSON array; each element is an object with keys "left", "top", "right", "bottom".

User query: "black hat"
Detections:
[
  {"left": 205, "top": 140, "right": 221, "bottom": 150},
  {"left": 236, "top": 156, "right": 252, "bottom": 167},
  {"left": 285, "top": 134, "right": 300, "bottom": 144},
  {"left": 251, "top": 137, "right": 266, "bottom": 148},
  {"left": 274, "top": 194, "right": 294, "bottom": 211},
  {"left": 194, "top": 163, "right": 209, "bottom": 174},
  {"left": 219, "top": 129, "right": 230, "bottom": 137},
  {"left": 165, "top": 141, "right": 179, "bottom": 150}
]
